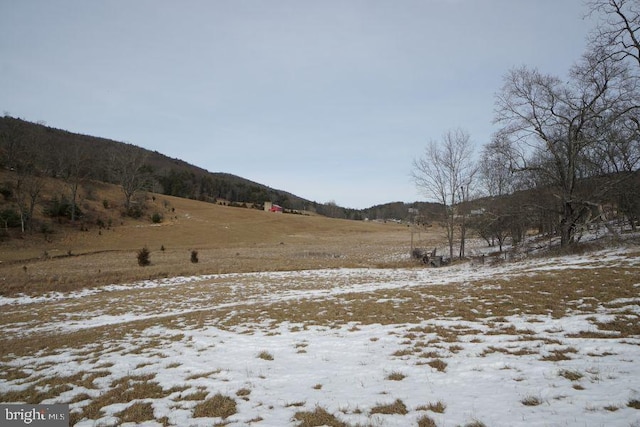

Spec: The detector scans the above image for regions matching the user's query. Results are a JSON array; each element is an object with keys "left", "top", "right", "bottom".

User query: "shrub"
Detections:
[
  {"left": 137, "top": 247, "right": 151, "bottom": 266},
  {"left": 0, "top": 208, "right": 21, "bottom": 228},
  {"left": 190, "top": 250, "right": 199, "bottom": 263},
  {"left": 151, "top": 212, "right": 163, "bottom": 223},
  {"left": 0, "top": 184, "right": 12, "bottom": 200},
  {"left": 44, "top": 197, "right": 82, "bottom": 219},
  {"left": 127, "top": 205, "right": 144, "bottom": 219},
  {"left": 40, "top": 222, "right": 54, "bottom": 237}
]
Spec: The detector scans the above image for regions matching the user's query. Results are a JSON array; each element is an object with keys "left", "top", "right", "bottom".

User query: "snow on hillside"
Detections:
[{"left": 1, "top": 246, "right": 639, "bottom": 426}]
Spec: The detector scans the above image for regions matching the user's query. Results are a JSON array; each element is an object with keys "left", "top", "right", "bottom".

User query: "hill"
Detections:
[
  {"left": 0, "top": 172, "right": 428, "bottom": 296},
  {"left": 1, "top": 116, "right": 439, "bottom": 221},
  {"left": 0, "top": 116, "right": 448, "bottom": 297},
  {"left": 0, "top": 116, "right": 323, "bottom": 211}
]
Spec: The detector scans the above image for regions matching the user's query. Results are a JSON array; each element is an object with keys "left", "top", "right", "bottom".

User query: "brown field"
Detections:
[{"left": 0, "top": 181, "right": 426, "bottom": 297}]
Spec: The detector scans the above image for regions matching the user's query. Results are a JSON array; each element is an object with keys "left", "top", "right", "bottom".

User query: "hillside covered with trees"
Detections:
[
  {"left": 0, "top": 115, "right": 436, "bottom": 238},
  {"left": 0, "top": 116, "right": 311, "bottom": 208}
]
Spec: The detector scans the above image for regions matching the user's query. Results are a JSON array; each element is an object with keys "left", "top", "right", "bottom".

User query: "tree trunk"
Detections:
[{"left": 560, "top": 203, "right": 576, "bottom": 247}]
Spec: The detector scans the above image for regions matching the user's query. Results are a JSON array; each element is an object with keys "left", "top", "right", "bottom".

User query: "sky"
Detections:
[{"left": 0, "top": 1, "right": 597, "bottom": 209}]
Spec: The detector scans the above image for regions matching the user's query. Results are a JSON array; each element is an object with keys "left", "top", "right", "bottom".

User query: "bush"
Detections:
[
  {"left": 0, "top": 185, "right": 12, "bottom": 200},
  {"left": 127, "top": 205, "right": 144, "bottom": 219},
  {"left": 190, "top": 250, "right": 198, "bottom": 263},
  {"left": 151, "top": 212, "right": 163, "bottom": 223},
  {"left": 44, "top": 197, "right": 82, "bottom": 219},
  {"left": 0, "top": 208, "right": 22, "bottom": 228},
  {"left": 40, "top": 222, "right": 54, "bottom": 237},
  {"left": 137, "top": 247, "right": 151, "bottom": 266}
]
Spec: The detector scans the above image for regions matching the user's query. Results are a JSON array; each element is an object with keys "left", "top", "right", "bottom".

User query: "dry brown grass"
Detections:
[
  {"left": 293, "top": 406, "right": 348, "bottom": 427},
  {"left": 0, "top": 181, "right": 417, "bottom": 297},
  {"left": 116, "top": 401, "right": 155, "bottom": 424},
  {"left": 192, "top": 393, "right": 237, "bottom": 419},
  {"left": 416, "top": 401, "right": 447, "bottom": 413},
  {"left": 0, "top": 370, "right": 110, "bottom": 404},
  {"left": 175, "top": 389, "right": 209, "bottom": 401},
  {"left": 521, "top": 395, "right": 543, "bottom": 406},
  {"left": 236, "top": 388, "right": 251, "bottom": 400},
  {"left": 370, "top": 399, "right": 408, "bottom": 415},
  {"left": 426, "top": 359, "right": 448, "bottom": 372},
  {"left": 257, "top": 350, "right": 274, "bottom": 360},
  {"left": 540, "top": 347, "right": 578, "bottom": 361},
  {"left": 417, "top": 414, "right": 438, "bottom": 427},
  {"left": 386, "top": 371, "right": 406, "bottom": 381},
  {"left": 69, "top": 373, "right": 184, "bottom": 424}
]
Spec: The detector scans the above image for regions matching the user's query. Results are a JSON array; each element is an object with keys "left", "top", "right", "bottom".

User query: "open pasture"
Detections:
[{"left": 1, "top": 244, "right": 639, "bottom": 426}]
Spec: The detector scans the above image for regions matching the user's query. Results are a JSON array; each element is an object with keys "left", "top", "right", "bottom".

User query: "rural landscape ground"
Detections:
[{"left": 1, "top": 192, "right": 639, "bottom": 426}]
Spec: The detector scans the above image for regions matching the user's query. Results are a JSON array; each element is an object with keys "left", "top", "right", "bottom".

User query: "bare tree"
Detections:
[
  {"left": 14, "top": 173, "right": 44, "bottom": 233},
  {"left": 494, "top": 47, "right": 638, "bottom": 246},
  {"left": 479, "top": 135, "right": 516, "bottom": 197},
  {"left": 587, "top": 0, "right": 640, "bottom": 68},
  {"left": 57, "top": 144, "right": 91, "bottom": 222},
  {"left": 11, "top": 139, "right": 45, "bottom": 233},
  {"left": 110, "top": 145, "right": 152, "bottom": 213},
  {"left": 412, "top": 128, "right": 476, "bottom": 260}
]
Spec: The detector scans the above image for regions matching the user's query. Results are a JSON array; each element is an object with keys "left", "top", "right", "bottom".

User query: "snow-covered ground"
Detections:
[{"left": 1, "top": 246, "right": 639, "bottom": 426}]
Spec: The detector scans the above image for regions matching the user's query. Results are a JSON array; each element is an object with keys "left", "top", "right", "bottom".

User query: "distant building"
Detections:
[{"left": 264, "top": 201, "right": 283, "bottom": 213}]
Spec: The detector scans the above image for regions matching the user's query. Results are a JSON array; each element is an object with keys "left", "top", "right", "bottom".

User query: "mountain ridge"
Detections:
[{"left": 0, "top": 115, "right": 437, "bottom": 220}]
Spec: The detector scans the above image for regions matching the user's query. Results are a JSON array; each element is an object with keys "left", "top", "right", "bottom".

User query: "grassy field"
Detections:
[
  {"left": 0, "top": 188, "right": 420, "bottom": 297},
  {"left": 1, "top": 183, "right": 639, "bottom": 426}
]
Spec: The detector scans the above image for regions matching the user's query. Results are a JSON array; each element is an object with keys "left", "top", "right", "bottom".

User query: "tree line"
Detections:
[
  {"left": 0, "top": 115, "right": 431, "bottom": 232},
  {"left": 0, "top": 116, "right": 314, "bottom": 234},
  {"left": 412, "top": 0, "right": 640, "bottom": 258}
]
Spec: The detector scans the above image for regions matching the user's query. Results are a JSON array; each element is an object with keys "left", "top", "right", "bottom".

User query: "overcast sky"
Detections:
[{"left": 1, "top": 1, "right": 596, "bottom": 209}]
